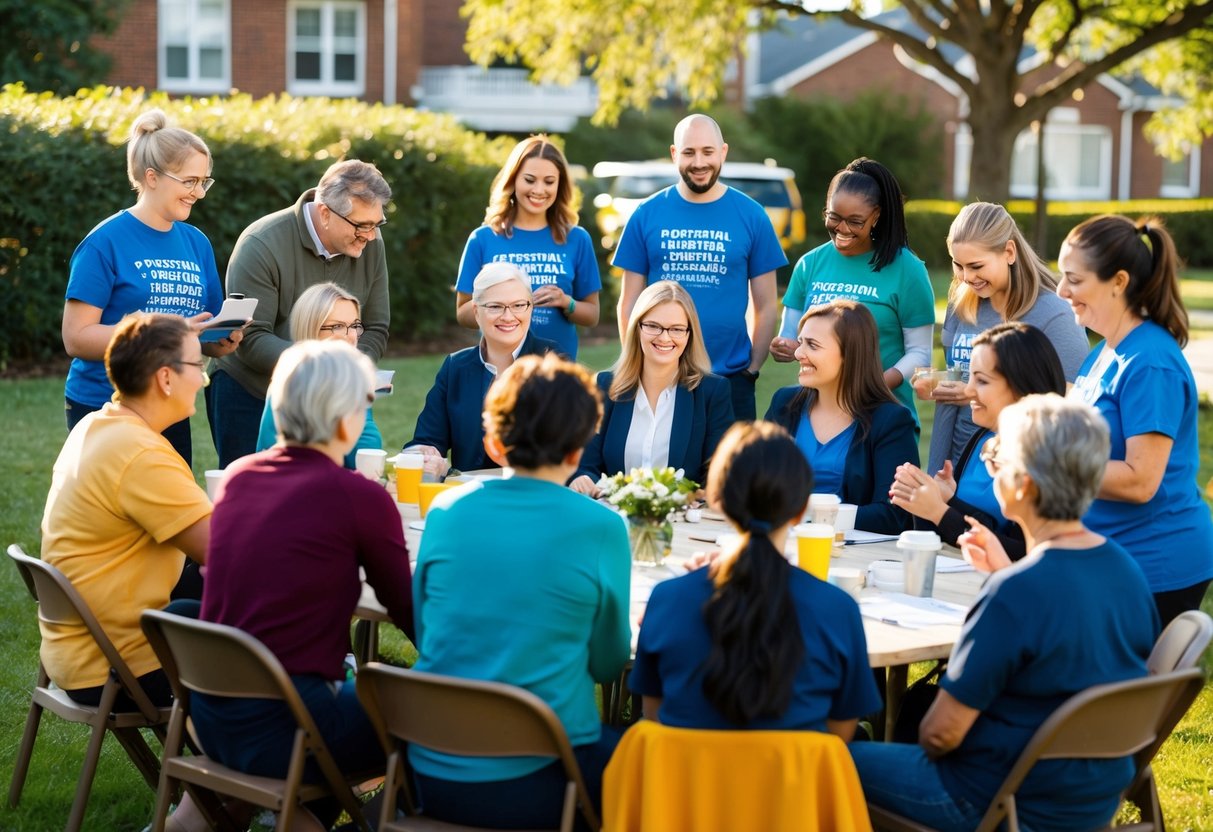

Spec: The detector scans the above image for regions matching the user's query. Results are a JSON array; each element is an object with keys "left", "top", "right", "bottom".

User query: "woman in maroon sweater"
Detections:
[{"left": 194, "top": 339, "right": 414, "bottom": 832}]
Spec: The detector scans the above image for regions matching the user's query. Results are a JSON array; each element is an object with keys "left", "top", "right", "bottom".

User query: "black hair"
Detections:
[
  {"left": 971, "top": 322, "right": 1066, "bottom": 398},
  {"left": 827, "top": 157, "right": 910, "bottom": 271}
]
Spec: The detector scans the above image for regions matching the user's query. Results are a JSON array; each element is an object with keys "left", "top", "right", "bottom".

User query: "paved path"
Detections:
[{"left": 1186, "top": 309, "right": 1213, "bottom": 399}]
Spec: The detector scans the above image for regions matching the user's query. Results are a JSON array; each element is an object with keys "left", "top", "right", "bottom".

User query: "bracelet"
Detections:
[{"left": 566, "top": 297, "right": 576, "bottom": 316}]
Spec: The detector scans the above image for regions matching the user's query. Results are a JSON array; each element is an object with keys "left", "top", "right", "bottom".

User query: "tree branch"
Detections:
[
  {"left": 833, "top": 8, "right": 977, "bottom": 95},
  {"left": 1006, "top": 0, "right": 1047, "bottom": 47},
  {"left": 1042, "top": 0, "right": 1085, "bottom": 61}
]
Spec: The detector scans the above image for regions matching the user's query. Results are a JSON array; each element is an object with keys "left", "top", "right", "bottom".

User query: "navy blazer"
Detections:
[
  {"left": 576, "top": 371, "right": 734, "bottom": 487},
  {"left": 765, "top": 386, "right": 918, "bottom": 534},
  {"left": 407, "top": 332, "right": 559, "bottom": 471}
]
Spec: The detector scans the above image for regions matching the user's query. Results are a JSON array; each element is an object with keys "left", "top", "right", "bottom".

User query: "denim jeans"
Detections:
[
  {"left": 849, "top": 742, "right": 985, "bottom": 832},
  {"left": 205, "top": 370, "right": 265, "bottom": 468},
  {"left": 66, "top": 397, "right": 193, "bottom": 467}
]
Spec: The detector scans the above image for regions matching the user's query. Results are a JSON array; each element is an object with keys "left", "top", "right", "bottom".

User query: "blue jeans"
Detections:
[
  {"left": 205, "top": 370, "right": 265, "bottom": 467},
  {"left": 849, "top": 742, "right": 985, "bottom": 832},
  {"left": 724, "top": 371, "right": 757, "bottom": 421},
  {"left": 66, "top": 397, "right": 193, "bottom": 467}
]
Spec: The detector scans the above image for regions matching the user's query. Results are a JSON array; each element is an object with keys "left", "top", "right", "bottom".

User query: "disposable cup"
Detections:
[
  {"left": 355, "top": 448, "right": 387, "bottom": 481},
  {"left": 834, "top": 503, "right": 858, "bottom": 546},
  {"left": 807, "top": 493, "right": 841, "bottom": 531},
  {"left": 204, "top": 469, "right": 224, "bottom": 501},
  {"left": 898, "top": 530, "right": 942, "bottom": 597},
  {"left": 828, "top": 567, "right": 865, "bottom": 599},
  {"left": 417, "top": 481, "right": 459, "bottom": 518},
  {"left": 395, "top": 453, "right": 424, "bottom": 504},
  {"left": 794, "top": 523, "right": 833, "bottom": 580}
]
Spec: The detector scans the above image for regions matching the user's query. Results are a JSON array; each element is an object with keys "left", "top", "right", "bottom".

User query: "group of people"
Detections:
[{"left": 36, "top": 107, "right": 1213, "bottom": 831}]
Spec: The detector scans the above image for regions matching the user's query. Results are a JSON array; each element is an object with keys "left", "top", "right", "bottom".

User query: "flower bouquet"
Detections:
[{"left": 597, "top": 466, "right": 698, "bottom": 565}]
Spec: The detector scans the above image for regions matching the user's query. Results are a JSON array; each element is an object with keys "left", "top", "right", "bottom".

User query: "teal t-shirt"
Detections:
[{"left": 782, "top": 243, "right": 935, "bottom": 417}]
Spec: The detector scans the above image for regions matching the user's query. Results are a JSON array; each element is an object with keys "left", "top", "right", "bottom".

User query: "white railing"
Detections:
[{"left": 416, "top": 66, "right": 598, "bottom": 131}]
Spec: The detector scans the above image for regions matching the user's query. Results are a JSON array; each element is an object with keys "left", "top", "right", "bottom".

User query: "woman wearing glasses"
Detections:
[
  {"left": 254, "top": 283, "right": 383, "bottom": 469},
  {"left": 61, "top": 109, "right": 236, "bottom": 465},
  {"left": 453, "top": 136, "right": 600, "bottom": 359},
  {"left": 405, "top": 262, "right": 559, "bottom": 476},
  {"left": 570, "top": 281, "right": 732, "bottom": 495},
  {"left": 889, "top": 322, "right": 1066, "bottom": 560},
  {"left": 765, "top": 299, "right": 919, "bottom": 534},
  {"left": 769, "top": 158, "right": 934, "bottom": 423}
]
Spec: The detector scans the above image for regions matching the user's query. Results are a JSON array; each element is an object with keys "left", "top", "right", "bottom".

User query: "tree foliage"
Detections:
[
  {"left": 0, "top": 0, "right": 128, "bottom": 94},
  {"left": 462, "top": 0, "right": 1213, "bottom": 199}
]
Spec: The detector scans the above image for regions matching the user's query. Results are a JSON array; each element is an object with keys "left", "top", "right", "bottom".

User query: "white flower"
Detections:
[{"left": 652, "top": 482, "right": 669, "bottom": 498}]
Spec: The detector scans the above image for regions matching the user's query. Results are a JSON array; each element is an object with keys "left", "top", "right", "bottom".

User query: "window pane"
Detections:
[
  {"left": 166, "top": 45, "right": 189, "bottom": 78},
  {"left": 296, "top": 51, "right": 321, "bottom": 81},
  {"left": 296, "top": 8, "right": 321, "bottom": 38},
  {"left": 334, "top": 52, "right": 356, "bottom": 82},
  {"left": 199, "top": 0, "right": 223, "bottom": 20},
  {"left": 1078, "top": 134, "right": 1101, "bottom": 188},
  {"left": 334, "top": 9, "right": 357, "bottom": 38},
  {"left": 199, "top": 47, "right": 223, "bottom": 79},
  {"left": 1162, "top": 155, "right": 1191, "bottom": 188}
]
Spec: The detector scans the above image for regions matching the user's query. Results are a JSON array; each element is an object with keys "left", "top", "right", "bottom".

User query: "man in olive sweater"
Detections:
[{"left": 208, "top": 159, "right": 392, "bottom": 466}]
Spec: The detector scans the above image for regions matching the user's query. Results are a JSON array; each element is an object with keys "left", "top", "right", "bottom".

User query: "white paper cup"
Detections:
[
  {"left": 355, "top": 448, "right": 387, "bottom": 481},
  {"left": 835, "top": 503, "right": 858, "bottom": 534},
  {"left": 204, "top": 469, "right": 224, "bottom": 501},
  {"left": 828, "top": 566, "right": 865, "bottom": 599}
]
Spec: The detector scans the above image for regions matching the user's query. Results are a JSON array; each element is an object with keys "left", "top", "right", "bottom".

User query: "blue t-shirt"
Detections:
[
  {"left": 630, "top": 564, "right": 881, "bottom": 730},
  {"left": 953, "top": 433, "right": 1005, "bottom": 530},
  {"left": 613, "top": 186, "right": 787, "bottom": 376},
  {"left": 64, "top": 210, "right": 223, "bottom": 407},
  {"left": 782, "top": 243, "right": 934, "bottom": 418},
  {"left": 794, "top": 411, "right": 856, "bottom": 496},
  {"left": 938, "top": 540, "right": 1157, "bottom": 832},
  {"left": 410, "top": 477, "right": 631, "bottom": 782},
  {"left": 456, "top": 225, "right": 601, "bottom": 359},
  {"left": 1069, "top": 321, "right": 1213, "bottom": 593}
]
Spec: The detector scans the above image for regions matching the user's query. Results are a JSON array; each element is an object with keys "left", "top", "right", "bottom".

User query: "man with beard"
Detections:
[
  {"left": 613, "top": 114, "right": 785, "bottom": 420},
  {"left": 207, "top": 159, "right": 392, "bottom": 466}
]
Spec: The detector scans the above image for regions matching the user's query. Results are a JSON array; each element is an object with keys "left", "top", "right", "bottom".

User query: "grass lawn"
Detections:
[{"left": 1, "top": 324, "right": 1211, "bottom": 829}]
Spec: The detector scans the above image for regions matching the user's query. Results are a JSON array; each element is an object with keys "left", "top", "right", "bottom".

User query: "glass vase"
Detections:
[{"left": 628, "top": 516, "right": 674, "bottom": 566}]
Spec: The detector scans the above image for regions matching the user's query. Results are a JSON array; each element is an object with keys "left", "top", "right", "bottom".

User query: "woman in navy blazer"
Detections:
[
  {"left": 571, "top": 281, "right": 733, "bottom": 493},
  {"left": 406, "top": 262, "right": 559, "bottom": 475},
  {"left": 765, "top": 299, "right": 918, "bottom": 533}
]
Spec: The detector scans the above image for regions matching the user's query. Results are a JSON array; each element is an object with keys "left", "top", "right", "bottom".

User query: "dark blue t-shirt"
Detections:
[
  {"left": 938, "top": 540, "right": 1158, "bottom": 832},
  {"left": 794, "top": 410, "right": 856, "bottom": 497},
  {"left": 629, "top": 562, "right": 881, "bottom": 730}
]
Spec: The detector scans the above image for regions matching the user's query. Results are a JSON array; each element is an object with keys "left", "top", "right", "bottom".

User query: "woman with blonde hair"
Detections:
[
  {"left": 61, "top": 108, "right": 240, "bottom": 465},
  {"left": 570, "top": 281, "right": 733, "bottom": 494},
  {"left": 919, "top": 202, "right": 1087, "bottom": 473},
  {"left": 453, "top": 136, "right": 601, "bottom": 358},
  {"left": 765, "top": 299, "right": 918, "bottom": 533},
  {"left": 254, "top": 282, "right": 382, "bottom": 468}
]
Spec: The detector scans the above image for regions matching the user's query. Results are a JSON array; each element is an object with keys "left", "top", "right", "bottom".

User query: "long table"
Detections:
[{"left": 358, "top": 496, "right": 985, "bottom": 737}]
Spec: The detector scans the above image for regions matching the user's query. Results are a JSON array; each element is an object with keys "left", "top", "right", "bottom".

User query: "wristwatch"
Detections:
[{"left": 739, "top": 368, "right": 760, "bottom": 382}]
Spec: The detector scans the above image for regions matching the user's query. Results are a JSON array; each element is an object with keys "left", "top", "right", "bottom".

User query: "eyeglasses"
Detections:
[
  {"left": 159, "top": 171, "right": 215, "bottom": 193},
  {"left": 319, "top": 321, "right": 365, "bottom": 337},
  {"left": 172, "top": 359, "right": 209, "bottom": 387},
  {"left": 478, "top": 301, "right": 533, "bottom": 318},
  {"left": 822, "top": 210, "right": 875, "bottom": 233},
  {"left": 327, "top": 206, "right": 388, "bottom": 237},
  {"left": 638, "top": 320, "right": 690, "bottom": 340},
  {"left": 979, "top": 436, "right": 1005, "bottom": 477}
]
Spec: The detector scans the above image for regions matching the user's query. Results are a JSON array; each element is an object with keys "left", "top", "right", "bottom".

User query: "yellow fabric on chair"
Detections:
[{"left": 603, "top": 720, "right": 872, "bottom": 832}]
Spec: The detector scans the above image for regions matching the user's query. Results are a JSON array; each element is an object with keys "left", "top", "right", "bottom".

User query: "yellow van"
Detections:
[{"left": 591, "top": 160, "right": 807, "bottom": 252}]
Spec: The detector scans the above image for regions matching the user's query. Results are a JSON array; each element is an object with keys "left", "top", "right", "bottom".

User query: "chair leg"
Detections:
[
  {"left": 112, "top": 727, "right": 162, "bottom": 791},
  {"left": 1129, "top": 769, "right": 1166, "bottom": 832},
  {"left": 7, "top": 700, "right": 43, "bottom": 807},
  {"left": 65, "top": 722, "right": 109, "bottom": 832}
]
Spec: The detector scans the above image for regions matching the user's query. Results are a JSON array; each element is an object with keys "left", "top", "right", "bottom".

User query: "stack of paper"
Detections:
[{"left": 859, "top": 593, "right": 968, "bottom": 629}]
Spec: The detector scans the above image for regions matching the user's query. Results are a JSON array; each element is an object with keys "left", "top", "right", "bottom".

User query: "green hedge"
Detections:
[
  {"left": 0, "top": 84, "right": 516, "bottom": 366},
  {"left": 905, "top": 199, "right": 1213, "bottom": 270}
]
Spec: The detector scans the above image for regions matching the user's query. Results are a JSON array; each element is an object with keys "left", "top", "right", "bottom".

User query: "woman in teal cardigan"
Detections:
[
  {"left": 256, "top": 282, "right": 381, "bottom": 468},
  {"left": 571, "top": 281, "right": 733, "bottom": 494},
  {"left": 765, "top": 299, "right": 918, "bottom": 534}
]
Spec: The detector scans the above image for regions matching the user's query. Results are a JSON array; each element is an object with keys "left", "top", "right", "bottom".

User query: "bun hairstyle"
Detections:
[
  {"left": 126, "top": 109, "right": 210, "bottom": 194},
  {"left": 827, "top": 157, "right": 911, "bottom": 271},
  {"left": 1064, "top": 214, "right": 1188, "bottom": 346},
  {"left": 700, "top": 421, "right": 813, "bottom": 725}
]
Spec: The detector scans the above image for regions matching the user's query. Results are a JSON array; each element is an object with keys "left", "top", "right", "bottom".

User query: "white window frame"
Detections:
[
  {"left": 157, "top": 0, "right": 231, "bottom": 94},
  {"left": 1009, "top": 121, "right": 1113, "bottom": 201},
  {"left": 1160, "top": 147, "right": 1201, "bottom": 198},
  {"left": 287, "top": 0, "right": 366, "bottom": 98}
]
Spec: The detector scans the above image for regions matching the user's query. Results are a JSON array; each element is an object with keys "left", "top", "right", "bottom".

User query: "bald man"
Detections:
[{"left": 613, "top": 114, "right": 785, "bottom": 420}]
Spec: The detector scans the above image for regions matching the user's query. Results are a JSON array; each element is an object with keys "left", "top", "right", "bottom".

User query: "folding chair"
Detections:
[
  {"left": 140, "top": 609, "right": 372, "bottom": 832},
  {"left": 356, "top": 662, "right": 600, "bottom": 831},
  {"left": 6, "top": 544, "right": 171, "bottom": 832},
  {"left": 868, "top": 668, "right": 1206, "bottom": 832}
]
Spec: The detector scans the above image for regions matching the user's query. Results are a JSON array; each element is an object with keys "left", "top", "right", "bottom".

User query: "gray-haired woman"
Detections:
[{"left": 851, "top": 394, "right": 1158, "bottom": 832}]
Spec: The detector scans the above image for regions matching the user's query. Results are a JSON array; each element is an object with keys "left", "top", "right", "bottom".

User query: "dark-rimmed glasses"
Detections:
[
  {"left": 638, "top": 321, "right": 690, "bottom": 340},
  {"left": 319, "top": 321, "right": 366, "bottom": 337},
  {"left": 327, "top": 206, "right": 388, "bottom": 236},
  {"left": 822, "top": 210, "right": 875, "bottom": 233}
]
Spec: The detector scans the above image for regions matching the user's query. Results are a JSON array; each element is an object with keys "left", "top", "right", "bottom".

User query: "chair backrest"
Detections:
[
  {"left": 7, "top": 544, "right": 161, "bottom": 721},
  {"left": 977, "top": 669, "right": 1205, "bottom": 832},
  {"left": 1148, "top": 611, "right": 1213, "bottom": 674},
  {"left": 356, "top": 663, "right": 599, "bottom": 829}
]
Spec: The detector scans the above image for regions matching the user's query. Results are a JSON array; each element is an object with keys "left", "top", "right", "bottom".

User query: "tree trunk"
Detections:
[{"left": 965, "top": 102, "right": 1020, "bottom": 204}]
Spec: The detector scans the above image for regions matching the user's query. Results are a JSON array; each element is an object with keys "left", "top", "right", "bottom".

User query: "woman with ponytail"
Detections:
[
  {"left": 628, "top": 421, "right": 880, "bottom": 734},
  {"left": 770, "top": 158, "right": 935, "bottom": 422},
  {"left": 1059, "top": 215, "right": 1213, "bottom": 626}
]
